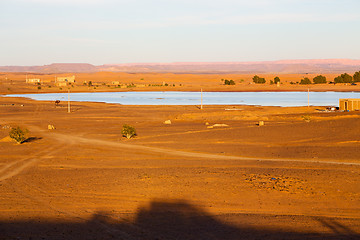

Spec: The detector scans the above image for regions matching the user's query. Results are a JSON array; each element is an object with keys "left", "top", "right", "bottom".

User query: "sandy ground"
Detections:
[
  {"left": 1, "top": 72, "right": 360, "bottom": 94},
  {"left": 0, "top": 94, "right": 360, "bottom": 239}
]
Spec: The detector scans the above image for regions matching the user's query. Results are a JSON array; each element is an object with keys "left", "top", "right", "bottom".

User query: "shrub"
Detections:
[
  {"left": 122, "top": 124, "right": 136, "bottom": 139},
  {"left": 252, "top": 75, "right": 266, "bottom": 84},
  {"left": 274, "top": 76, "right": 280, "bottom": 84},
  {"left": 224, "top": 79, "right": 235, "bottom": 85},
  {"left": 300, "top": 77, "right": 311, "bottom": 85},
  {"left": 9, "top": 126, "right": 28, "bottom": 144},
  {"left": 313, "top": 75, "right": 327, "bottom": 84},
  {"left": 302, "top": 115, "right": 311, "bottom": 122}
]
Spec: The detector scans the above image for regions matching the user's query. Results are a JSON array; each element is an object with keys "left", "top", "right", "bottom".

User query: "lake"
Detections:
[{"left": 4, "top": 91, "right": 360, "bottom": 107}]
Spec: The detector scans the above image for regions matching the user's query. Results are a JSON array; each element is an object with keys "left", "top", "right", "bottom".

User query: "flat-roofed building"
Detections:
[
  {"left": 56, "top": 75, "right": 75, "bottom": 83},
  {"left": 339, "top": 98, "right": 360, "bottom": 111},
  {"left": 26, "top": 78, "right": 41, "bottom": 83}
]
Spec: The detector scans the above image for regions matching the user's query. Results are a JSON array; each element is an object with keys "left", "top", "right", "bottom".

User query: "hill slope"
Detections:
[{"left": 1, "top": 59, "right": 359, "bottom": 74}]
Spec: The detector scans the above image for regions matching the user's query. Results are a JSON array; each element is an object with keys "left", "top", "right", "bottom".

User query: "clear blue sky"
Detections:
[{"left": 1, "top": 0, "right": 359, "bottom": 65}]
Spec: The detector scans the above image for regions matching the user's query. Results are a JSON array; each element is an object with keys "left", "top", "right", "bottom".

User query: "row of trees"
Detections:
[
  {"left": 251, "top": 71, "right": 360, "bottom": 85},
  {"left": 299, "top": 75, "right": 327, "bottom": 85},
  {"left": 253, "top": 75, "right": 281, "bottom": 84},
  {"left": 300, "top": 72, "right": 360, "bottom": 85}
]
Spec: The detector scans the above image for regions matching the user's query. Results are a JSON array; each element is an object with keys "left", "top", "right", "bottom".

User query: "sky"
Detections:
[{"left": 1, "top": 0, "right": 360, "bottom": 65}]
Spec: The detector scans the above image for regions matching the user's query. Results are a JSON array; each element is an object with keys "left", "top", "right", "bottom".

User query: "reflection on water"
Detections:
[{"left": 5, "top": 91, "right": 360, "bottom": 107}]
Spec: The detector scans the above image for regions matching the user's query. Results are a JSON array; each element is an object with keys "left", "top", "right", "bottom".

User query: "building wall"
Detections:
[
  {"left": 339, "top": 99, "right": 360, "bottom": 111},
  {"left": 26, "top": 78, "right": 40, "bottom": 83},
  {"left": 56, "top": 75, "right": 75, "bottom": 83}
]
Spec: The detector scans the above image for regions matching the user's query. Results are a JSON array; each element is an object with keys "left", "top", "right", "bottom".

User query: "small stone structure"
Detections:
[
  {"left": 56, "top": 75, "right": 75, "bottom": 83},
  {"left": 164, "top": 120, "right": 172, "bottom": 125},
  {"left": 339, "top": 98, "right": 360, "bottom": 111},
  {"left": 26, "top": 78, "right": 41, "bottom": 83}
]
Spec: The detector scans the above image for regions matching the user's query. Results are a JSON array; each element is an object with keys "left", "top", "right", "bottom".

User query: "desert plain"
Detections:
[{"left": 0, "top": 72, "right": 360, "bottom": 239}]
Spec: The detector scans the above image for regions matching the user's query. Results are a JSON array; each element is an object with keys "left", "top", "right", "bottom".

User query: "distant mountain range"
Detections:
[{"left": 1, "top": 59, "right": 360, "bottom": 74}]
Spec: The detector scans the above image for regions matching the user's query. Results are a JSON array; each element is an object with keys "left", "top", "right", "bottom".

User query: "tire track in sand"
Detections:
[
  {"left": 47, "top": 130, "right": 360, "bottom": 167},
  {"left": 3, "top": 123, "right": 358, "bottom": 184},
  {"left": 0, "top": 144, "right": 66, "bottom": 182}
]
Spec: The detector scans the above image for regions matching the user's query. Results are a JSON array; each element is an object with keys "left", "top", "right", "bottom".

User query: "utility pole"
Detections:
[
  {"left": 200, "top": 88, "right": 203, "bottom": 110},
  {"left": 67, "top": 88, "right": 71, "bottom": 113}
]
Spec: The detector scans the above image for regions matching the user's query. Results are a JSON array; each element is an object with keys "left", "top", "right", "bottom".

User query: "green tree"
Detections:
[
  {"left": 334, "top": 76, "right": 343, "bottom": 83},
  {"left": 300, "top": 77, "right": 311, "bottom": 85},
  {"left": 122, "top": 124, "right": 136, "bottom": 139},
  {"left": 313, "top": 75, "right": 327, "bottom": 84},
  {"left": 334, "top": 73, "right": 353, "bottom": 83},
  {"left": 274, "top": 76, "right": 280, "bottom": 84},
  {"left": 341, "top": 73, "right": 353, "bottom": 83},
  {"left": 9, "top": 126, "right": 28, "bottom": 144},
  {"left": 353, "top": 71, "right": 360, "bottom": 82},
  {"left": 252, "top": 75, "right": 266, "bottom": 84},
  {"left": 224, "top": 79, "right": 235, "bottom": 85}
]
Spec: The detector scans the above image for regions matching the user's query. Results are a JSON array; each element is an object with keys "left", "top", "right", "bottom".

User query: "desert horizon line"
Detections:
[{"left": 2, "top": 58, "right": 360, "bottom": 67}]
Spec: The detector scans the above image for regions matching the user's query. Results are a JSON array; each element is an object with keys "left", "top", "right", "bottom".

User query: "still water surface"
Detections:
[{"left": 5, "top": 91, "right": 360, "bottom": 107}]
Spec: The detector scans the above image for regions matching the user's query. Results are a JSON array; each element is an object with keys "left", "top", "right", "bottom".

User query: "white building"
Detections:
[
  {"left": 26, "top": 78, "right": 41, "bottom": 83},
  {"left": 56, "top": 75, "right": 75, "bottom": 83}
]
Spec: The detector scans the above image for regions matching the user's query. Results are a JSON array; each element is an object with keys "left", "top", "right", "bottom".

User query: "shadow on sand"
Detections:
[
  {"left": 22, "top": 136, "right": 42, "bottom": 143},
  {"left": 0, "top": 199, "right": 359, "bottom": 240}
]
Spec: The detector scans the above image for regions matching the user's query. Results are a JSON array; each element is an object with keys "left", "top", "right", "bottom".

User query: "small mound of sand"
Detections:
[{"left": 0, "top": 136, "right": 15, "bottom": 143}]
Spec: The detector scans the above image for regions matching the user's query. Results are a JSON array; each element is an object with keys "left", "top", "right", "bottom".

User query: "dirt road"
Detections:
[{"left": 0, "top": 97, "right": 360, "bottom": 239}]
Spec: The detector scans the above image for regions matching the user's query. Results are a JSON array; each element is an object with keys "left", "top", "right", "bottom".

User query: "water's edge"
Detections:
[{"left": 4, "top": 91, "right": 360, "bottom": 107}]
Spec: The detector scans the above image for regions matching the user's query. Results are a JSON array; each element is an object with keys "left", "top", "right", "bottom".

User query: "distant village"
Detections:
[
  {"left": 26, "top": 75, "right": 76, "bottom": 87},
  {"left": 25, "top": 75, "right": 154, "bottom": 88}
]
